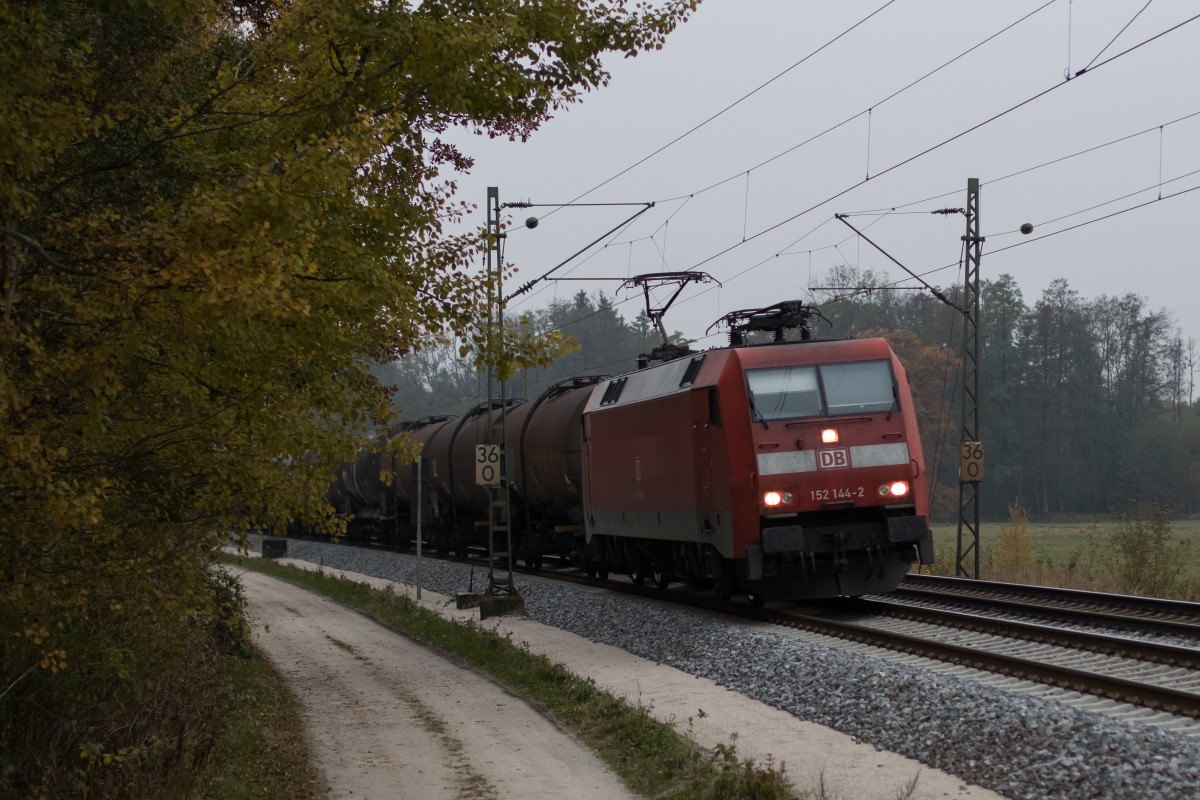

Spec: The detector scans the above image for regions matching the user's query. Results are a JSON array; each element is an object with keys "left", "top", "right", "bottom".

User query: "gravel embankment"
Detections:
[{"left": 243, "top": 538, "right": 1200, "bottom": 800}]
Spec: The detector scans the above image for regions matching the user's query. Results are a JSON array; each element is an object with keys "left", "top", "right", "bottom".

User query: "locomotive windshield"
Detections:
[{"left": 746, "top": 360, "right": 896, "bottom": 421}]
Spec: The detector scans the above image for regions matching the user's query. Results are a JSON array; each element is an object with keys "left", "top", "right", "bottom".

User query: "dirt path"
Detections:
[
  {"left": 241, "top": 570, "right": 637, "bottom": 800},
  {"left": 236, "top": 558, "right": 1008, "bottom": 800}
]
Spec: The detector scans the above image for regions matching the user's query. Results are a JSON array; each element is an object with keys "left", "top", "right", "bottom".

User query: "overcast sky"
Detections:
[{"left": 443, "top": 1, "right": 1200, "bottom": 356}]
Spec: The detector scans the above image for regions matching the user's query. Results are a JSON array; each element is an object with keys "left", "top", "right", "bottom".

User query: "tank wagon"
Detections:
[
  {"left": 327, "top": 302, "right": 934, "bottom": 600},
  {"left": 326, "top": 423, "right": 409, "bottom": 546}
]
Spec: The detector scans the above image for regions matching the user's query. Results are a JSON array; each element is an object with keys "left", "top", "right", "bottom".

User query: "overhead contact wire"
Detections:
[
  {"left": 658, "top": 0, "right": 1056, "bottom": 204},
  {"left": 682, "top": 11, "right": 1200, "bottom": 276},
  {"left": 839, "top": 108, "right": 1200, "bottom": 218},
  {"left": 537, "top": 0, "right": 898, "bottom": 221}
]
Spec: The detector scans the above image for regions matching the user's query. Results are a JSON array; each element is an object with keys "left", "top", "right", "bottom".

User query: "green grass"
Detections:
[
  {"left": 192, "top": 640, "right": 322, "bottom": 800},
  {"left": 925, "top": 517, "right": 1200, "bottom": 599},
  {"left": 218, "top": 554, "right": 816, "bottom": 800}
]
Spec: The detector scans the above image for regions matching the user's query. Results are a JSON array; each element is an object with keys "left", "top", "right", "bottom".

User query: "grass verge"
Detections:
[
  {"left": 924, "top": 512, "right": 1200, "bottom": 599},
  {"left": 218, "top": 554, "right": 803, "bottom": 800},
  {"left": 191, "top": 638, "right": 322, "bottom": 800}
]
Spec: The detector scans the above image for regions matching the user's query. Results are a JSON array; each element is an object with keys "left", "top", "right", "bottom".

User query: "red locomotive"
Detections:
[{"left": 331, "top": 301, "right": 933, "bottom": 600}]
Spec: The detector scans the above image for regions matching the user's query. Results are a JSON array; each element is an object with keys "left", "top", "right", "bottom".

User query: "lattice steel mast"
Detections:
[{"left": 956, "top": 178, "right": 984, "bottom": 579}]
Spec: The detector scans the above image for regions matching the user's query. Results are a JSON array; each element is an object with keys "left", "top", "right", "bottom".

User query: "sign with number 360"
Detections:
[
  {"left": 960, "top": 441, "right": 985, "bottom": 483},
  {"left": 476, "top": 444, "right": 502, "bottom": 486}
]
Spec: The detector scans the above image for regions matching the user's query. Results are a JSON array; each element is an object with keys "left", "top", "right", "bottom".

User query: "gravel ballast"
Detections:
[{"left": 247, "top": 538, "right": 1200, "bottom": 800}]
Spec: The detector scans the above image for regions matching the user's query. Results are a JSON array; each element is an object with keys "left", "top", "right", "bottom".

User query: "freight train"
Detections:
[{"left": 323, "top": 301, "right": 934, "bottom": 600}]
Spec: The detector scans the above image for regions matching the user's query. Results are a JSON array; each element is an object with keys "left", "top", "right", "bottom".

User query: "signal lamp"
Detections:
[
  {"left": 821, "top": 428, "right": 839, "bottom": 444},
  {"left": 889, "top": 481, "right": 910, "bottom": 497},
  {"left": 763, "top": 491, "right": 783, "bottom": 507}
]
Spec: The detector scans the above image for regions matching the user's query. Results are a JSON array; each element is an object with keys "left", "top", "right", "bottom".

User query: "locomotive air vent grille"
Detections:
[
  {"left": 600, "top": 377, "right": 628, "bottom": 406},
  {"left": 678, "top": 355, "right": 706, "bottom": 387}
]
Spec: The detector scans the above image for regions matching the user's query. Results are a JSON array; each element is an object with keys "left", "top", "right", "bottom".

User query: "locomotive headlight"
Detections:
[
  {"left": 763, "top": 491, "right": 784, "bottom": 507},
  {"left": 889, "top": 481, "right": 910, "bottom": 497},
  {"left": 821, "top": 427, "right": 839, "bottom": 444}
]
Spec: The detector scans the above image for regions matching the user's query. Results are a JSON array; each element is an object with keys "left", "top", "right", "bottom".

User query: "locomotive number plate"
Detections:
[{"left": 809, "top": 487, "right": 865, "bottom": 501}]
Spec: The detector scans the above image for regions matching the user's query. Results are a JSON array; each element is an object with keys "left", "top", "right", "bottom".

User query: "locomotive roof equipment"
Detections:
[
  {"left": 707, "top": 301, "right": 831, "bottom": 346},
  {"left": 619, "top": 271, "right": 721, "bottom": 367}
]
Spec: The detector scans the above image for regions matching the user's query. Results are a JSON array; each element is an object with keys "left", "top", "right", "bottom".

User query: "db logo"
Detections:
[{"left": 817, "top": 448, "right": 849, "bottom": 470}]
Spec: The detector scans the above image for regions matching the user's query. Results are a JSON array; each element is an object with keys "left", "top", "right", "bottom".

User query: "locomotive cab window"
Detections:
[
  {"left": 745, "top": 360, "right": 897, "bottom": 421},
  {"left": 745, "top": 366, "right": 821, "bottom": 420},
  {"left": 821, "top": 361, "right": 897, "bottom": 414}
]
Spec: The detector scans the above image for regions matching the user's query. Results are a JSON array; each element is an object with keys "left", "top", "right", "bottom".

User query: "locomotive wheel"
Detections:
[
  {"left": 631, "top": 571, "right": 646, "bottom": 587},
  {"left": 596, "top": 566, "right": 609, "bottom": 582},
  {"left": 653, "top": 571, "right": 670, "bottom": 591}
]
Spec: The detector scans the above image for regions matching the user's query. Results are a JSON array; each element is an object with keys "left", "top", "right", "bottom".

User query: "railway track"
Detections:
[
  {"left": 895, "top": 573, "right": 1200, "bottom": 642},
  {"left": 524, "top": 570, "right": 1200, "bottom": 729},
  {"left": 275, "top": 535, "right": 1200, "bottom": 728},
  {"left": 487, "top": 559, "right": 1200, "bottom": 726}
]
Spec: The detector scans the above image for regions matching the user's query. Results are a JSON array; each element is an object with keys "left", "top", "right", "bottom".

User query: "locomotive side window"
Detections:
[
  {"left": 821, "top": 361, "right": 897, "bottom": 414},
  {"left": 745, "top": 360, "right": 896, "bottom": 420},
  {"left": 707, "top": 386, "right": 723, "bottom": 428}
]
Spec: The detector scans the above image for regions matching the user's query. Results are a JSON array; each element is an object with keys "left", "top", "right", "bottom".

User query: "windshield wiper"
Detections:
[{"left": 747, "top": 393, "right": 769, "bottom": 429}]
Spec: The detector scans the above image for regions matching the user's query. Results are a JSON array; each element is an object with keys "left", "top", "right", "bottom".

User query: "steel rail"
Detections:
[
  {"left": 763, "top": 606, "right": 1200, "bottom": 719},
  {"left": 854, "top": 596, "right": 1200, "bottom": 667},
  {"left": 579, "top": 574, "right": 1200, "bottom": 718},
  {"left": 899, "top": 574, "right": 1200, "bottom": 637}
]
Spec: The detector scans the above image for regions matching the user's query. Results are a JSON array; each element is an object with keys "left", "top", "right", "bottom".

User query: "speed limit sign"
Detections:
[
  {"left": 960, "top": 441, "right": 985, "bottom": 483},
  {"left": 476, "top": 444, "right": 502, "bottom": 486}
]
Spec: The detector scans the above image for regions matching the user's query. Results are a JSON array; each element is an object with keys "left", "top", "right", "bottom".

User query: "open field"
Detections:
[{"left": 924, "top": 517, "right": 1200, "bottom": 600}]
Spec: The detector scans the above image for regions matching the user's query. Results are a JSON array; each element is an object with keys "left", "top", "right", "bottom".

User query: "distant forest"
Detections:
[{"left": 374, "top": 269, "right": 1200, "bottom": 521}]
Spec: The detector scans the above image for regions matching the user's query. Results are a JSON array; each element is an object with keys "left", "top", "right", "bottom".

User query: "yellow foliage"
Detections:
[
  {"left": 993, "top": 501, "right": 1035, "bottom": 573},
  {"left": 1, "top": 1, "right": 696, "bottom": 795}
]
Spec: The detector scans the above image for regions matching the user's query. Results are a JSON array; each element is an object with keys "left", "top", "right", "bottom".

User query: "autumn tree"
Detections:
[
  {"left": 0, "top": 0, "right": 696, "bottom": 794},
  {"left": 812, "top": 267, "right": 1198, "bottom": 518}
]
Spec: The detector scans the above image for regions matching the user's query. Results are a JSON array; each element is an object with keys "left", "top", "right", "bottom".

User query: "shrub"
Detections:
[
  {"left": 992, "top": 501, "right": 1034, "bottom": 575},
  {"left": 0, "top": 551, "right": 243, "bottom": 799},
  {"left": 1084, "top": 499, "right": 1191, "bottom": 597}
]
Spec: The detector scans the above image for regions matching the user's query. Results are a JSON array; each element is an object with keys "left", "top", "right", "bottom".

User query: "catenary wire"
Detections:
[
  {"left": 503, "top": 15, "right": 1200, "bottom": 342},
  {"left": 676, "top": 11, "right": 1200, "bottom": 279},
  {"left": 818, "top": 178, "right": 1200, "bottom": 306},
  {"left": 527, "top": 166, "right": 1200, "bottom": 343},
  {"left": 657, "top": 0, "right": 1056, "bottom": 205},
  {"left": 1080, "top": 0, "right": 1155, "bottom": 75},
  {"left": 838, "top": 108, "right": 1200, "bottom": 217},
  {"left": 533, "top": 1, "right": 898, "bottom": 225},
  {"left": 509, "top": 10, "right": 1197, "bottom": 335}
]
